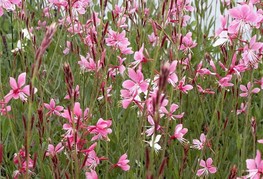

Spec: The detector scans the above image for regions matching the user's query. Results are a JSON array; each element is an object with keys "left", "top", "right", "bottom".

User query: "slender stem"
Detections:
[{"left": 241, "top": 70, "right": 254, "bottom": 167}]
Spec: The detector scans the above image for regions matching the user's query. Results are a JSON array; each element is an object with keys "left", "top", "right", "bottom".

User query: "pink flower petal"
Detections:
[
  {"left": 9, "top": 77, "right": 18, "bottom": 90},
  {"left": 209, "top": 166, "right": 217, "bottom": 174},
  {"left": 196, "top": 168, "right": 205, "bottom": 176},
  {"left": 240, "top": 85, "right": 247, "bottom": 92},
  {"left": 199, "top": 160, "right": 206, "bottom": 167},
  {"left": 17, "top": 72, "right": 26, "bottom": 88},
  {"left": 22, "top": 85, "right": 30, "bottom": 96},
  {"left": 122, "top": 80, "right": 135, "bottom": 89},
  {"left": 206, "top": 158, "right": 213, "bottom": 166},
  {"left": 252, "top": 88, "right": 260, "bottom": 94}
]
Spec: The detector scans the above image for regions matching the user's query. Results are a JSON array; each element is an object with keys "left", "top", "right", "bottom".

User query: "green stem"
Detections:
[{"left": 241, "top": 70, "right": 254, "bottom": 167}]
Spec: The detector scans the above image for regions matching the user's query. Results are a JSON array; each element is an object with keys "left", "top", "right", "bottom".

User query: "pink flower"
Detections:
[
  {"left": 225, "top": 54, "right": 247, "bottom": 76},
  {"left": 0, "top": 0, "right": 20, "bottom": 17},
  {"left": 160, "top": 103, "right": 184, "bottom": 120},
  {"left": 78, "top": 54, "right": 100, "bottom": 72},
  {"left": 4, "top": 72, "right": 37, "bottom": 103},
  {"left": 197, "top": 85, "right": 215, "bottom": 94},
  {"left": 132, "top": 44, "right": 147, "bottom": 67},
  {"left": 64, "top": 85, "right": 80, "bottom": 100},
  {"left": 192, "top": 133, "right": 206, "bottom": 150},
  {"left": 250, "top": 0, "right": 260, "bottom": 4},
  {"left": 49, "top": 0, "right": 68, "bottom": 7},
  {"left": 122, "top": 68, "right": 149, "bottom": 94},
  {"left": 46, "top": 142, "right": 64, "bottom": 157},
  {"left": 245, "top": 150, "right": 263, "bottom": 178},
  {"left": 44, "top": 98, "right": 64, "bottom": 116},
  {"left": 241, "top": 36, "right": 263, "bottom": 69},
  {"left": 154, "top": 61, "right": 179, "bottom": 87},
  {"left": 120, "top": 88, "right": 143, "bottom": 109},
  {"left": 72, "top": 0, "right": 90, "bottom": 14},
  {"left": 65, "top": 133, "right": 85, "bottom": 150},
  {"left": 105, "top": 29, "right": 133, "bottom": 54},
  {"left": 144, "top": 8, "right": 149, "bottom": 17},
  {"left": 167, "top": 1, "right": 193, "bottom": 24},
  {"left": 237, "top": 102, "right": 247, "bottom": 115},
  {"left": 63, "top": 102, "right": 90, "bottom": 123},
  {"left": 134, "top": 45, "right": 145, "bottom": 62},
  {"left": 87, "top": 118, "right": 112, "bottom": 141},
  {"left": 177, "top": 77, "right": 193, "bottom": 94},
  {"left": 240, "top": 82, "right": 260, "bottom": 97},
  {"left": 228, "top": 4, "right": 259, "bottom": 34},
  {"left": 213, "top": 30, "right": 230, "bottom": 47},
  {"left": 66, "top": 19, "right": 83, "bottom": 34},
  {"left": 121, "top": 68, "right": 150, "bottom": 109},
  {"left": 128, "top": 1, "right": 138, "bottom": 14},
  {"left": 229, "top": 4, "right": 257, "bottom": 23},
  {"left": 117, "top": 16, "right": 128, "bottom": 28},
  {"left": 85, "top": 170, "right": 98, "bottom": 179},
  {"left": 145, "top": 115, "right": 161, "bottom": 136},
  {"left": 113, "top": 5, "right": 124, "bottom": 17},
  {"left": 43, "top": 7, "right": 50, "bottom": 17},
  {"left": 13, "top": 147, "right": 34, "bottom": 178},
  {"left": 81, "top": 142, "right": 97, "bottom": 154},
  {"left": 115, "top": 153, "right": 130, "bottom": 171},
  {"left": 120, "top": 90, "right": 134, "bottom": 109},
  {"left": 62, "top": 123, "right": 74, "bottom": 138},
  {"left": 177, "top": 0, "right": 194, "bottom": 12},
  {"left": 97, "top": 84, "right": 112, "bottom": 101},
  {"left": 196, "top": 61, "right": 216, "bottom": 76},
  {"left": 63, "top": 41, "right": 71, "bottom": 55},
  {"left": 72, "top": 102, "right": 83, "bottom": 118},
  {"left": 0, "top": 100, "right": 11, "bottom": 115},
  {"left": 117, "top": 56, "right": 126, "bottom": 75},
  {"left": 179, "top": 32, "right": 197, "bottom": 53},
  {"left": 36, "top": 20, "right": 47, "bottom": 30},
  {"left": 215, "top": 15, "right": 228, "bottom": 37},
  {"left": 84, "top": 150, "right": 100, "bottom": 169},
  {"left": 148, "top": 32, "right": 158, "bottom": 46},
  {"left": 145, "top": 89, "right": 168, "bottom": 116},
  {"left": 106, "top": 30, "right": 130, "bottom": 49},
  {"left": 256, "top": 9, "right": 263, "bottom": 27},
  {"left": 108, "top": 56, "right": 126, "bottom": 78},
  {"left": 10, "top": 0, "right": 20, "bottom": 4},
  {"left": 218, "top": 75, "right": 234, "bottom": 88},
  {"left": 196, "top": 158, "right": 217, "bottom": 177},
  {"left": 167, "top": 61, "right": 179, "bottom": 87},
  {"left": 171, "top": 124, "right": 188, "bottom": 143},
  {"left": 255, "top": 77, "right": 263, "bottom": 89},
  {"left": 119, "top": 45, "right": 133, "bottom": 55}
]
